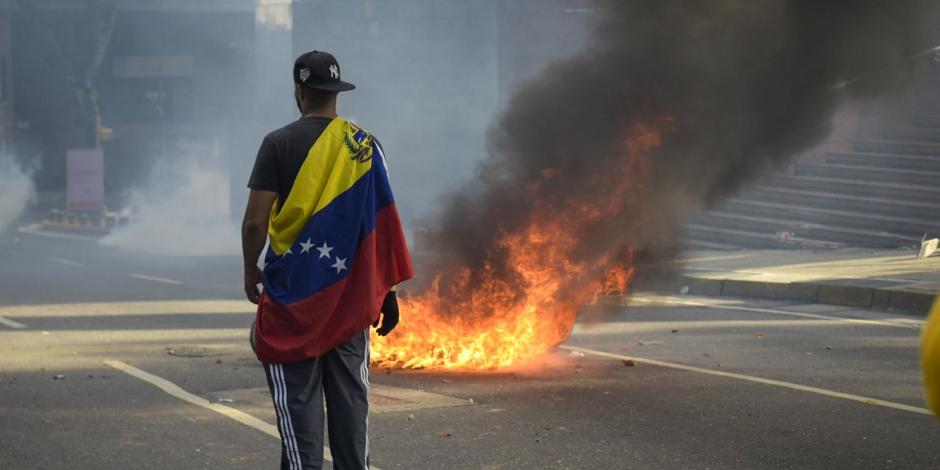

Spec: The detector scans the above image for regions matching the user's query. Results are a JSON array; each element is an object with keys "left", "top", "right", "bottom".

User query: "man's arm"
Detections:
[{"left": 242, "top": 189, "right": 278, "bottom": 304}]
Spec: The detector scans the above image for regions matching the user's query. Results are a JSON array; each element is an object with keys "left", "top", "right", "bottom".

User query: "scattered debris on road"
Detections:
[{"left": 165, "top": 346, "right": 224, "bottom": 358}]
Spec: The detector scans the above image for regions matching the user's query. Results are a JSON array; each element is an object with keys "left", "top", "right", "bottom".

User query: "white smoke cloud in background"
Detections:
[
  {"left": 0, "top": 154, "right": 36, "bottom": 234},
  {"left": 100, "top": 144, "right": 240, "bottom": 256}
]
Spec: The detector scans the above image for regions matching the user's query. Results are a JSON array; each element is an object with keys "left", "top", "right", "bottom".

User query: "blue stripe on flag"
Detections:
[{"left": 262, "top": 143, "right": 395, "bottom": 304}]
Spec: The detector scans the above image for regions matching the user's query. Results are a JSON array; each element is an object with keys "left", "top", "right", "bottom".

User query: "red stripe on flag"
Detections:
[{"left": 254, "top": 204, "right": 413, "bottom": 364}]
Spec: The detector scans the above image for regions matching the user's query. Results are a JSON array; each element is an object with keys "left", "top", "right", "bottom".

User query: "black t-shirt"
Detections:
[{"left": 248, "top": 116, "right": 334, "bottom": 203}]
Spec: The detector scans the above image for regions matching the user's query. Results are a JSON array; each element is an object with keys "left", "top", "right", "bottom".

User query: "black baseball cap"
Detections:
[{"left": 293, "top": 50, "right": 355, "bottom": 92}]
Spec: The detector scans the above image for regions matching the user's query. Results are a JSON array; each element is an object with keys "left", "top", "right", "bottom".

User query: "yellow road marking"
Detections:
[{"left": 559, "top": 345, "right": 932, "bottom": 416}]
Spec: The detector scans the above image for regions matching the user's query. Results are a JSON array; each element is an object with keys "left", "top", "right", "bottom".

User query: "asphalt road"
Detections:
[{"left": 1, "top": 227, "right": 938, "bottom": 470}]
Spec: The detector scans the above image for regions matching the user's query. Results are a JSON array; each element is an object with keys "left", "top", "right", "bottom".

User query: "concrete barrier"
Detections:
[
  {"left": 817, "top": 284, "right": 875, "bottom": 308},
  {"left": 721, "top": 279, "right": 819, "bottom": 302},
  {"left": 677, "top": 275, "right": 936, "bottom": 316}
]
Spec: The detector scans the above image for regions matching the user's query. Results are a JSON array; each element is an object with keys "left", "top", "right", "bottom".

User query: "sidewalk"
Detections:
[{"left": 666, "top": 248, "right": 940, "bottom": 315}]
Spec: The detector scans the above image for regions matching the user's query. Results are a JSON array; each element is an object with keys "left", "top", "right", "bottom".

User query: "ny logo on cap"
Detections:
[{"left": 329, "top": 64, "right": 339, "bottom": 80}]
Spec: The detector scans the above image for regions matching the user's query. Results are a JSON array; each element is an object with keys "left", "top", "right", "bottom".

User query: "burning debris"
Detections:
[{"left": 371, "top": 0, "right": 929, "bottom": 370}]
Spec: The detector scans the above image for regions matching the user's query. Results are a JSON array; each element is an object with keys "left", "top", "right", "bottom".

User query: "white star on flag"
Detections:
[
  {"left": 331, "top": 257, "right": 347, "bottom": 274},
  {"left": 300, "top": 238, "right": 314, "bottom": 254},
  {"left": 284, "top": 247, "right": 294, "bottom": 256},
  {"left": 316, "top": 241, "right": 334, "bottom": 259}
]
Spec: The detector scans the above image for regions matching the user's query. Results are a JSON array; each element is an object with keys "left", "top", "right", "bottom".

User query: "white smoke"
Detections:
[
  {"left": 0, "top": 154, "right": 36, "bottom": 234},
  {"left": 100, "top": 148, "right": 240, "bottom": 256}
]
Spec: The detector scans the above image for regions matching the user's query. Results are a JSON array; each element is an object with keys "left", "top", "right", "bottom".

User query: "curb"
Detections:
[
  {"left": 44, "top": 209, "right": 132, "bottom": 230},
  {"left": 679, "top": 275, "right": 937, "bottom": 316}
]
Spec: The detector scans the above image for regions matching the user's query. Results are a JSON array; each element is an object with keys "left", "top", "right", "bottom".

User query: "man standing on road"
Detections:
[{"left": 241, "top": 50, "right": 413, "bottom": 469}]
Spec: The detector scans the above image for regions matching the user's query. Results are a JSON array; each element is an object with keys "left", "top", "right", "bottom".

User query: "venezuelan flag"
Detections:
[{"left": 254, "top": 117, "right": 413, "bottom": 363}]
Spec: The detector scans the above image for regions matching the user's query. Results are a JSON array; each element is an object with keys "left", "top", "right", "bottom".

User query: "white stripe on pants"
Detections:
[
  {"left": 264, "top": 329, "right": 371, "bottom": 470},
  {"left": 271, "top": 364, "right": 302, "bottom": 469}
]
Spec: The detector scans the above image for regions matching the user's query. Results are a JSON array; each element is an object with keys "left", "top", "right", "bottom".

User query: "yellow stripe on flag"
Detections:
[
  {"left": 924, "top": 295, "right": 940, "bottom": 418},
  {"left": 267, "top": 117, "right": 373, "bottom": 255}
]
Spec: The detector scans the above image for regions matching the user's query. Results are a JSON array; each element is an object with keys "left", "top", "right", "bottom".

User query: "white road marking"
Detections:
[
  {"left": 0, "top": 316, "right": 26, "bottom": 329},
  {"left": 49, "top": 257, "right": 83, "bottom": 267},
  {"left": 679, "top": 266, "right": 766, "bottom": 275},
  {"left": 856, "top": 276, "right": 931, "bottom": 283},
  {"left": 571, "top": 318, "right": 884, "bottom": 335},
  {"left": 559, "top": 345, "right": 932, "bottom": 416},
  {"left": 628, "top": 295, "right": 924, "bottom": 329},
  {"left": 128, "top": 273, "right": 183, "bottom": 285},
  {"left": 105, "top": 360, "right": 384, "bottom": 469},
  {"left": 679, "top": 253, "right": 756, "bottom": 263},
  {"left": 675, "top": 269, "right": 925, "bottom": 285}
]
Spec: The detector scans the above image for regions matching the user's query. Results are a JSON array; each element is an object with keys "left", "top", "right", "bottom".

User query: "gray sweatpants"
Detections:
[{"left": 263, "top": 329, "right": 370, "bottom": 470}]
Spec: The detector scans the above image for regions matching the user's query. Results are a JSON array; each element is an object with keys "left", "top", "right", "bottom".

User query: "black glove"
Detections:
[{"left": 373, "top": 291, "right": 399, "bottom": 336}]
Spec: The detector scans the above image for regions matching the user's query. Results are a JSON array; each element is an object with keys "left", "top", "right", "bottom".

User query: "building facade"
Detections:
[
  {"left": 5, "top": 0, "right": 591, "bottom": 218},
  {"left": 9, "top": 0, "right": 257, "bottom": 199}
]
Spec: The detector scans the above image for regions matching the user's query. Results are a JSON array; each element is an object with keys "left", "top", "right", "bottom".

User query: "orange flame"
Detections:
[{"left": 371, "top": 121, "right": 663, "bottom": 370}]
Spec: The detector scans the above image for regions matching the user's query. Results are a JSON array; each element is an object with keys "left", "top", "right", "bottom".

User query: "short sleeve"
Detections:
[
  {"left": 247, "top": 136, "right": 279, "bottom": 192},
  {"left": 373, "top": 137, "right": 389, "bottom": 173}
]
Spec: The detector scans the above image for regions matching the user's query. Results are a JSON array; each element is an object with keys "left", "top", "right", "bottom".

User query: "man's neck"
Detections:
[
  {"left": 301, "top": 106, "right": 337, "bottom": 119},
  {"left": 302, "top": 111, "right": 337, "bottom": 119}
]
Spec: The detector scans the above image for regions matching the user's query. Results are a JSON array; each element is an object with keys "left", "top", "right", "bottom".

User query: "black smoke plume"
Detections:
[{"left": 418, "top": 0, "right": 929, "bottom": 303}]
